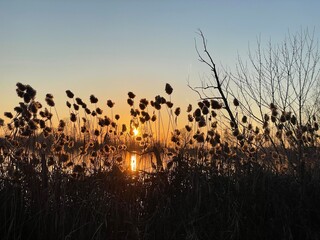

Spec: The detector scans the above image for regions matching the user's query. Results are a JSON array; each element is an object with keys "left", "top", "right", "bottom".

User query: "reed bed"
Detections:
[{"left": 1, "top": 82, "right": 320, "bottom": 240}]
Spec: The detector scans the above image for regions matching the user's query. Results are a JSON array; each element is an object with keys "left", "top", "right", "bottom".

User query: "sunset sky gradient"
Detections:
[{"left": 1, "top": 0, "right": 320, "bottom": 124}]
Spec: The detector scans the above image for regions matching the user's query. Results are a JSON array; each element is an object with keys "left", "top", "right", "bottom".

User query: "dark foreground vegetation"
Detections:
[{"left": 1, "top": 30, "right": 320, "bottom": 239}]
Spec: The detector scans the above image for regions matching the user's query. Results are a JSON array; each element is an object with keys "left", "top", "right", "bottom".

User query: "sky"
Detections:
[{"left": 1, "top": 0, "right": 320, "bottom": 126}]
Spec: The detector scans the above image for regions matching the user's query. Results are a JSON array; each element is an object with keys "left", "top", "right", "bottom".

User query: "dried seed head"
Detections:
[
  {"left": 202, "top": 106, "right": 209, "bottom": 115},
  {"left": 165, "top": 83, "right": 173, "bottom": 95},
  {"left": 4, "top": 112, "right": 13, "bottom": 119},
  {"left": 239, "top": 116, "right": 247, "bottom": 124},
  {"left": 107, "top": 100, "right": 114, "bottom": 108},
  {"left": 290, "top": 115, "right": 297, "bottom": 125},
  {"left": 166, "top": 101, "right": 173, "bottom": 108},
  {"left": 90, "top": 95, "right": 98, "bottom": 104},
  {"left": 73, "top": 104, "right": 79, "bottom": 111},
  {"left": 16, "top": 82, "right": 27, "bottom": 91},
  {"left": 70, "top": 113, "right": 77, "bottom": 122},
  {"left": 127, "top": 98, "right": 134, "bottom": 106},
  {"left": 233, "top": 98, "right": 239, "bottom": 106},
  {"left": 193, "top": 108, "right": 201, "bottom": 118},
  {"left": 211, "top": 100, "right": 222, "bottom": 109},
  {"left": 128, "top": 92, "right": 135, "bottom": 99},
  {"left": 187, "top": 104, "right": 192, "bottom": 113},
  {"left": 96, "top": 107, "right": 103, "bottom": 115},
  {"left": 188, "top": 114, "right": 194, "bottom": 122},
  {"left": 66, "top": 90, "right": 74, "bottom": 98},
  {"left": 174, "top": 107, "right": 181, "bottom": 116}
]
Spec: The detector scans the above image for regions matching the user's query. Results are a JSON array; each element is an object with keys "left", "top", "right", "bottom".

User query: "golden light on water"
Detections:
[
  {"left": 131, "top": 154, "right": 137, "bottom": 171},
  {"left": 133, "top": 128, "right": 139, "bottom": 136}
]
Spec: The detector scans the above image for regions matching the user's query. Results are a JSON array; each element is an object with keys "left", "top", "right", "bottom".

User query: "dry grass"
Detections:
[{"left": 0, "top": 83, "right": 320, "bottom": 240}]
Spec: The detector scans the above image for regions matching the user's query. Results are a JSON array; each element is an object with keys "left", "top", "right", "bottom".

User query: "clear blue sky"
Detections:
[{"left": 1, "top": 0, "right": 319, "bottom": 123}]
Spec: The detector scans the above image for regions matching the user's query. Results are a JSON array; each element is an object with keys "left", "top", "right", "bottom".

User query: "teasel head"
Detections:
[{"left": 96, "top": 107, "right": 103, "bottom": 115}]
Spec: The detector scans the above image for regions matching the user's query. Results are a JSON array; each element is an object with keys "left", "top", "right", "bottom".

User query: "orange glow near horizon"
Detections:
[{"left": 131, "top": 154, "right": 137, "bottom": 171}]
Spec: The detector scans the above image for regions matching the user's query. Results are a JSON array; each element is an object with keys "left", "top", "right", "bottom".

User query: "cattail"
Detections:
[
  {"left": 198, "top": 116, "right": 206, "bottom": 127},
  {"left": 0, "top": 118, "right": 4, "bottom": 126},
  {"left": 94, "top": 129, "right": 100, "bottom": 136},
  {"left": 233, "top": 98, "right": 239, "bottom": 106},
  {"left": 66, "top": 90, "right": 74, "bottom": 98},
  {"left": 90, "top": 94, "right": 98, "bottom": 104},
  {"left": 151, "top": 114, "right": 157, "bottom": 122},
  {"left": 85, "top": 108, "right": 91, "bottom": 114},
  {"left": 166, "top": 101, "right": 173, "bottom": 108},
  {"left": 198, "top": 101, "right": 204, "bottom": 109},
  {"left": 290, "top": 115, "right": 297, "bottom": 125},
  {"left": 139, "top": 103, "right": 146, "bottom": 110},
  {"left": 4, "top": 112, "right": 13, "bottom": 119},
  {"left": 39, "top": 119, "right": 45, "bottom": 129},
  {"left": 96, "top": 107, "right": 103, "bottom": 115},
  {"left": 127, "top": 98, "right": 134, "bottom": 106},
  {"left": 165, "top": 83, "right": 173, "bottom": 95},
  {"left": 23, "top": 93, "right": 31, "bottom": 103},
  {"left": 188, "top": 114, "right": 194, "bottom": 122},
  {"left": 46, "top": 93, "right": 53, "bottom": 99},
  {"left": 16, "top": 89, "right": 24, "bottom": 98},
  {"left": 128, "top": 92, "right": 135, "bottom": 99},
  {"left": 202, "top": 106, "right": 209, "bottom": 115},
  {"left": 73, "top": 104, "right": 79, "bottom": 111},
  {"left": 154, "top": 102, "right": 161, "bottom": 110},
  {"left": 70, "top": 113, "right": 77, "bottom": 122},
  {"left": 270, "top": 103, "right": 276, "bottom": 109},
  {"left": 280, "top": 115, "right": 286, "bottom": 123},
  {"left": 193, "top": 108, "right": 201, "bottom": 118},
  {"left": 75, "top": 97, "right": 83, "bottom": 105},
  {"left": 242, "top": 116, "right": 247, "bottom": 123},
  {"left": 211, "top": 100, "right": 222, "bottom": 109},
  {"left": 107, "top": 100, "right": 114, "bottom": 108},
  {"left": 26, "top": 85, "right": 36, "bottom": 99},
  {"left": 14, "top": 106, "right": 23, "bottom": 113},
  {"left": 16, "top": 82, "right": 27, "bottom": 91},
  {"left": 187, "top": 104, "right": 192, "bottom": 113},
  {"left": 272, "top": 109, "right": 278, "bottom": 116},
  {"left": 174, "top": 107, "right": 181, "bottom": 116}
]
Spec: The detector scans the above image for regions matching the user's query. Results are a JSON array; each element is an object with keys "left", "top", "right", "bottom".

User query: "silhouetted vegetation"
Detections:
[{"left": 1, "top": 31, "right": 320, "bottom": 240}]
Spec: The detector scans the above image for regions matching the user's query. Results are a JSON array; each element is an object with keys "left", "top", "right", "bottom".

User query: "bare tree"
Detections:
[{"left": 190, "top": 29, "right": 320, "bottom": 175}]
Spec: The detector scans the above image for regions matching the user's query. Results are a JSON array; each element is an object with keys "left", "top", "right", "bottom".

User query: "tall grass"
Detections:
[{"left": 0, "top": 82, "right": 320, "bottom": 240}]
